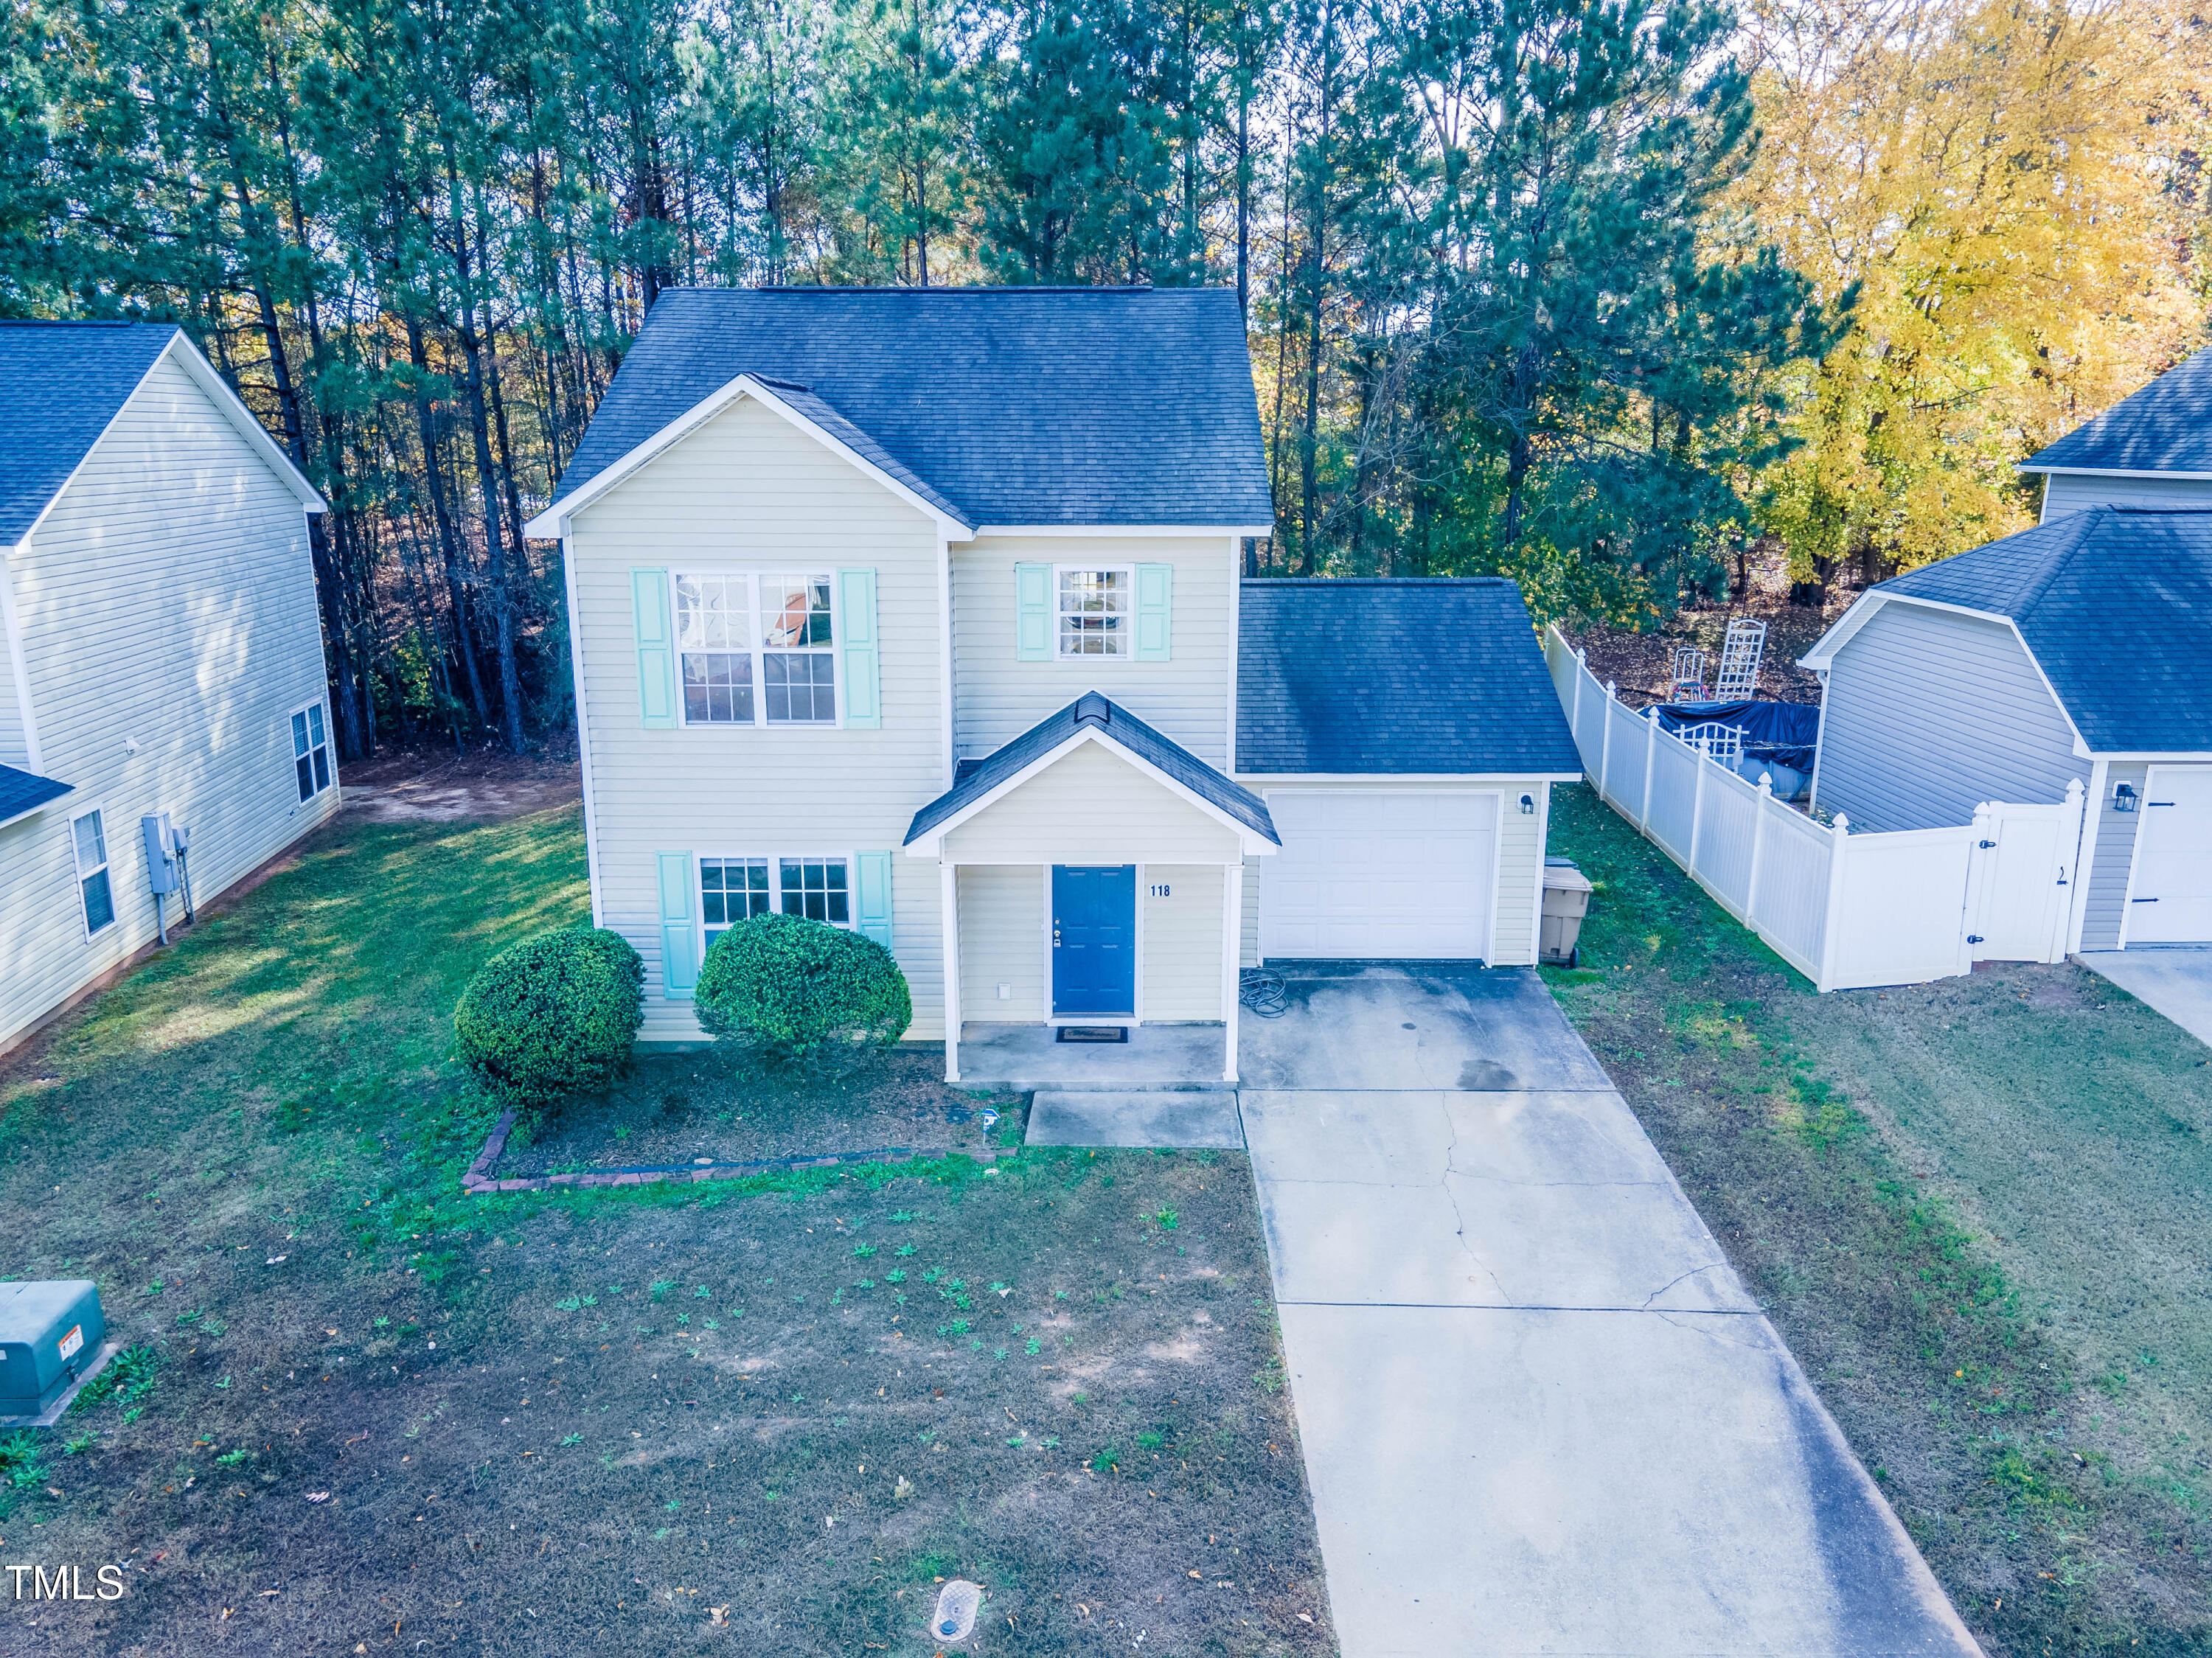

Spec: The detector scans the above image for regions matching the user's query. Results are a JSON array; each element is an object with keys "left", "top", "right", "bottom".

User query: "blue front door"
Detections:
[{"left": 1052, "top": 865, "right": 1137, "bottom": 1016}]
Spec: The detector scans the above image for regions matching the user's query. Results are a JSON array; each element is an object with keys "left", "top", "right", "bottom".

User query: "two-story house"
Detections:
[
  {"left": 524, "top": 286, "right": 1581, "bottom": 1081},
  {"left": 1801, "top": 346, "right": 2212, "bottom": 952},
  {"left": 1, "top": 321, "right": 338, "bottom": 1057}
]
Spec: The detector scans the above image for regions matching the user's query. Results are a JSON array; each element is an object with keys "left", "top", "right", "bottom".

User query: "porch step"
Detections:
[{"left": 1025, "top": 1090, "right": 1244, "bottom": 1151}]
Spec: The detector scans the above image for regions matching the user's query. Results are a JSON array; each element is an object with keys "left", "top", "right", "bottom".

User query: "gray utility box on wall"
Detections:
[
  {"left": 1540, "top": 857, "right": 1594, "bottom": 968},
  {"left": 0, "top": 1281, "right": 106, "bottom": 1416}
]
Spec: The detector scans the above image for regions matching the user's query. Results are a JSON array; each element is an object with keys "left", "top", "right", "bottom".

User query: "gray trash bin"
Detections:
[
  {"left": 0, "top": 1281, "right": 106, "bottom": 1418},
  {"left": 1540, "top": 857, "right": 1593, "bottom": 967}
]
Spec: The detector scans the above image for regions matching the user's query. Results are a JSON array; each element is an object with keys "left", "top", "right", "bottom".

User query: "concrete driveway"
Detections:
[
  {"left": 2079, "top": 948, "right": 2212, "bottom": 1049},
  {"left": 1239, "top": 964, "right": 1980, "bottom": 1657}
]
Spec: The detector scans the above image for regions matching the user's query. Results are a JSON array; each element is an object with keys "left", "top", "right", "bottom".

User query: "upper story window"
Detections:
[
  {"left": 1058, "top": 567, "right": 1130, "bottom": 657},
  {"left": 291, "top": 702, "right": 332, "bottom": 801},
  {"left": 677, "top": 572, "right": 837, "bottom": 725},
  {"left": 72, "top": 808, "right": 115, "bottom": 936}
]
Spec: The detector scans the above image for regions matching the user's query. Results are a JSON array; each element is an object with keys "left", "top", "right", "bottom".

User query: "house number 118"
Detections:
[{"left": 1149, "top": 883, "right": 1171, "bottom": 898}]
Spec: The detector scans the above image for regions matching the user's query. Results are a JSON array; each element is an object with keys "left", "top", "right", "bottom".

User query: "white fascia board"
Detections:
[
  {"left": 524, "top": 373, "right": 970, "bottom": 540},
  {"left": 1799, "top": 591, "right": 2094, "bottom": 757},
  {"left": 2017, "top": 464, "right": 2212, "bottom": 480},
  {"left": 2087, "top": 750, "right": 2212, "bottom": 763},
  {"left": 1235, "top": 772, "right": 1584, "bottom": 784},
  {"left": 966, "top": 523, "right": 1274, "bottom": 540},
  {"left": 161, "top": 335, "right": 328, "bottom": 512},
  {"left": 905, "top": 725, "right": 1278, "bottom": 857}
]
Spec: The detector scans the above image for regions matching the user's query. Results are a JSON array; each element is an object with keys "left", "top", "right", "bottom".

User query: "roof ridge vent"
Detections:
[
  {"left": 748, "top": 374, "right": 813, "bottom": 394},
  {"left": 1075, "top": 692, "right": 1112, "bottom": 725}
]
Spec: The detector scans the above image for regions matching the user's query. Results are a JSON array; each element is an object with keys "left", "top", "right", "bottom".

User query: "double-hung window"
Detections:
[
  {"left": 699, "top": 854, "right": 849, "bottom": 954},
  {"left": 72, "top": 809, "right": 115, "bottom": 936},
  {"left": 1057, "top": 567, "right": 1130, "bottom": 657},
  {"left": 676, "top": 573, "right": 837, "bottom": 725},
  {"left": 700, "top": 857, "right": 773, "bottom": 950},
  {"left": 291, "top": 702, "right": 331, "bottom": 801}
]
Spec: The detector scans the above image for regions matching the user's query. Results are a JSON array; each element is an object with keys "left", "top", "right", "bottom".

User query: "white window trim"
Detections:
[
  {"left": 698, "top": 849, "right": 860, "bottom": 958},
  {"left": 70, "top": 802, "right": 116, "bottom": 941},
  {"left": 672, "top": 569, "right": 844, "bottom": 731},
  {"left": 288, "top": 699, "right": 333, "bottom": 803},
  {"left": 1053, "top": 563, "right": 1136, "bottom": 663}
]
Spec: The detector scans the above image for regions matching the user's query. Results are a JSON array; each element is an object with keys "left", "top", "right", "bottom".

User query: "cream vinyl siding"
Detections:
[
  {"left": 1814, "top": 603, "right": 2088, "bottom": 832},
  {"left": 1234, "top": 777, "right": 1548, "bottom": 967},
  {"left": 959, "top": 864, "right": 1046, "bottom": 1020},
  {"left": 951, "top": 534, "right": 1233, "bottom": 764},
  {"left": 2081, "top": 762, "right": 2148, "bottom": 951},
  {"left": 566, "top": 395, "right": 948, "bottom": 1041},
  {"left": 1142, "top": 863, "right": 1223, "bottom": 1018},
  {"left": 0, "top": 585, "right": 24, "bottom": 769},
  {"left": 2041, "top": 472, "right": 2212, "bottom": 518},
  {"left": 940, "top": 742, "right": 1241, "bottom": 864},
  {"left": 0, "top": 349, "right": 335, "bottom": 1056}
]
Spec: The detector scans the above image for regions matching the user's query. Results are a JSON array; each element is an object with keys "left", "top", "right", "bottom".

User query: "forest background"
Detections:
[{"left": 4, "top": 0, "right": 2206, "bottom": 756}]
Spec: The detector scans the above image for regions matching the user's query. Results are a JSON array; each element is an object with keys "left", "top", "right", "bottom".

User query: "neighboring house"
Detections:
[
  {"left": 523, "top": 286, "right": 1580, "bottom": 1080},
  {"left": 1802, "top": 341, "right": 2212, "bottom": 952},
  {"left": 0, "top": 322, "right": 336, "bottom": 1057}
]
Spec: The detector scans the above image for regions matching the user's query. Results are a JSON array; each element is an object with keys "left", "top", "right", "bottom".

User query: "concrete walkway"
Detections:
[
  {"left": 1240, "top": 965, "right": 1981, "bottom": 1658},
  {"left": 2079, "top": 948, "right": 2212, "bottom": 1050}
]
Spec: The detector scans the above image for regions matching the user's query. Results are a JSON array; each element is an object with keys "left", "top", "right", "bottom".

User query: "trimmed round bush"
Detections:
[
  {"left": 453, "top": 927, "right": 645, "bottom": 1111},
  {"left": 695, "top": 913, "right": 912, "bottom": 1062}
]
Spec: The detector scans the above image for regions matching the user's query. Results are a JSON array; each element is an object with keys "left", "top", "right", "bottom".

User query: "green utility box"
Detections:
[{"left": 0, "top": 1280, "right": 105, "bottom": 1417}]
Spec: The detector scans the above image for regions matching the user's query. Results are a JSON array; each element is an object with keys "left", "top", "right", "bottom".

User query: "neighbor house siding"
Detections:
[
  {"left": 950, "top": 534, "right": 1234, "bottom": 764},
  {"left": 565, "top": 395, "right": 949, "bottom": 1042},
  {"left": 2041, "top": 472, "right": 2212, "bottom": 518},
  {"left": 940, "top": 742, "right": 1242, "bottom": 864},
  {"left": 1813, "top": 602, "right": 2088, "bottom": 832},
  {"left": 2081, "top": 762, "right": 2148, "bottom": 951},
  {"left": 0, "top": 568, "right": 25, "bottom": 770},
  {"left": 959, "top": 864, "right": 1045, "bottom": 1022},
  {"left": 1142, "top": 863, "right": 1223, "bottom": 1019},
  {"left": 0, "top": 349, "right": 334, "bottom": 1057}
]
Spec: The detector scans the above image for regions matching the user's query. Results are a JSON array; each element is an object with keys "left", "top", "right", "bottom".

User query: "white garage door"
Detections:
[
  {"left": 2129, "top": 766, "right": 2212, "bottom": 944},
  {"left": 1261, "top": 792, "right": 1499, "bottom": 960}
]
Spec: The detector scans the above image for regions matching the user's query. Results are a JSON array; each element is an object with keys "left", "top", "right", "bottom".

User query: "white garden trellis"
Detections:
[{"left": 1714, "top": 618, "right": 1767, "bottom": 700}]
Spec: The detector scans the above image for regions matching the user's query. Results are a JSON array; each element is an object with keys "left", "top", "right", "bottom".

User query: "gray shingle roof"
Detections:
[
  {"left": 2023, "top": 347, "right": 2212, "bottom": 474},
  {"left": 0, "top": 322, "right": 178, "bottom": 546},
  {"left": 1873, "top": 507, "right": 2212, "bottom": 752},
  {"left": 549, "top": 288, "right": 1272, "bottom": 528},
  {"left": 906, "top": 692, "right": 1279, "bottom": 846},
  {"left": 1236, "top": 579, "right": 1583, "bottom": 775},
  {"left": 0, "top": 763, "right": 72, "bottom": 826}
]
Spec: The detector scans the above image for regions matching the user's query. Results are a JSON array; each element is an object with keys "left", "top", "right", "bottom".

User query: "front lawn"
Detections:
[
  {"left": 0, "top": 803, "right": 1332, "bottom": 1656},
  {"left": 1543, "top": 783, "right": 2212, "bottom": 1658}
]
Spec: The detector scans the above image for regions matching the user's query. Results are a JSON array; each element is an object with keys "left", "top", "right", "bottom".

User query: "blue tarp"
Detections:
[{"left": 1654, "top": 699, "right": 1820, "bottom": 774}]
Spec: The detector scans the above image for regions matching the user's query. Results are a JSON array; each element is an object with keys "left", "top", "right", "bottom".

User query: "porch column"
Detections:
[
  {"left": 941, "top": 860, "right": 961, "bottom": 1083},
  {"left": 1221, "top": 861, "right": 1242, "bottom": 1084}
]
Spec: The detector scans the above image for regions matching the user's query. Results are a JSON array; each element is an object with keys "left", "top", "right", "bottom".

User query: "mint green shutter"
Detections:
[
  {"left": 1135, "top": 563, "right": 1173, "bottom": 661},
  {"left": 657, "top": 851, "right": 698, "bottom": 997},
  {"left": 1015, "top": 562, "right": 1051, "bottom": 661},
  {"left": 633, "top": 569, "right": 677, "bottom": 728},
  {"left": 855, "top": 851, "right": 894, "bottom": 950},
  {"left": 836, "top": 567, "right": 880, "bottom": 729}
]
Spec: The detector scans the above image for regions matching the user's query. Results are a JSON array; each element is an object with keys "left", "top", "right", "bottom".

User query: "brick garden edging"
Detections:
[{"left": 459, "top": 1107, "right": 998, "bottom": 1196}]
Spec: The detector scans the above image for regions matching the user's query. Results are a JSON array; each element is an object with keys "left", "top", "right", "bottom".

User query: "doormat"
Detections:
[{"left": 1056, "top": 1025, "right": 1129, "bottom": 1043}]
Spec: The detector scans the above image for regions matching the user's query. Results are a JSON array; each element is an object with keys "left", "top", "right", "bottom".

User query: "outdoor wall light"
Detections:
[
  {"left": 2113, "top": 782, "right": 2138, "bottom": 813},
  {"left": 1519, "top": 793, "right": 1536, "bottom": 815}
]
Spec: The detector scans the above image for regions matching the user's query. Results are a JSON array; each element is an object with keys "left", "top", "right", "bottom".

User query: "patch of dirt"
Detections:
[
  {"left": 1562, "top": 541, "right": 1857, "bottom": 708},
  {"left": 507, "top": 1048, "right": 1025, "bottom": 1174},
  {"left": 340, "top": 739, "right": 582, "bottom": 822}
]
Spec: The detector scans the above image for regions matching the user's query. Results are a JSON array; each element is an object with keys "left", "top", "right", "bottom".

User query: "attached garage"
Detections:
[
  {"left": 1260, "top": 791, "right": 1498, "bottom": 959},
  {"left": 2126, "top": 766, "right": 2212, "bottom": 944},
  {"left": 1235, "top": 579, "right": 1583, "bottom": 968}
]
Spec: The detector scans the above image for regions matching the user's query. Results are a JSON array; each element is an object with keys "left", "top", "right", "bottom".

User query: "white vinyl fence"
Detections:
[{"left": 1544, "top": 628, "right": 2084, "bottom": 992}]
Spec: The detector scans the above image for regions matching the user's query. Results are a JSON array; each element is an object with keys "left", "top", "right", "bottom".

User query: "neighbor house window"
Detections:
[
  {"left": 1057, "top": 568, "right": 1130, "bottom": 657},
  {"left": 72, "top": 809, "right": 114, "bottom": 936},
  {"left": 779, "top": 857, "right": 849, "bottom": 924},
  {"left": 291, "top": 703, "right": 331, "bottom": 801},
  {"left": 676, "top": 572, "right": 836, "bottom": 725},
  {"left": 700, "top": 857, "right": 772, "bottom": 950}
]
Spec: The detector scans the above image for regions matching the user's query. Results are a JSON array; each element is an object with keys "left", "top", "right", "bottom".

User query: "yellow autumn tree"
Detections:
[{"left": 1737, "top": 0, "right": 2208, "bottom": 582}]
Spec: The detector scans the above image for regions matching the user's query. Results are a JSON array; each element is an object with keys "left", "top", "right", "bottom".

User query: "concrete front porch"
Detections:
[{"left": 952, "top": 1020, "right": 1228, "bottom": 1093}]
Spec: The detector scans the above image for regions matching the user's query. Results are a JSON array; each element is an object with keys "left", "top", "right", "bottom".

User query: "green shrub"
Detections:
[
  {"left": 453, "top": 927, "right": 644, "bottom": 1110},
  {"left": 695, "top": 913, "right": 911, "bottom": 1063}
]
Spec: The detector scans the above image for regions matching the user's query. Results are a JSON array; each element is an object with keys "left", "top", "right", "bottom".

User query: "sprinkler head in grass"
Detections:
[{"left": 932, "top": 1578, "right": 981, "bottom": 1643}]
